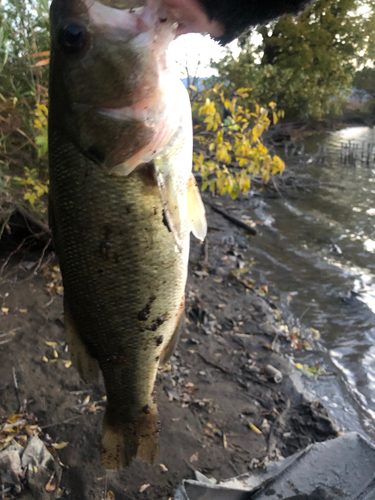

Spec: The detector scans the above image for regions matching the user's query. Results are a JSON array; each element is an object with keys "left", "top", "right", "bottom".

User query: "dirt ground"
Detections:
[{"left": 0, "top": 199, "right": 339, "bottom": 500}]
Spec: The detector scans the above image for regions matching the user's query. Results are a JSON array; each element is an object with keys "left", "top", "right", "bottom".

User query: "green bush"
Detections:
[{"left": 0, "top": 0, "right": 50, "bottom": 218}]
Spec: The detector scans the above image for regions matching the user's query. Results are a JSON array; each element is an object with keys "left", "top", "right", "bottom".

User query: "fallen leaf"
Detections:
[
  {"left": 62, "top": 360, "right": 72, "bottom": 368},
  {"left": 46, "top": 473, "right": 56, "bottom": 492},
  {"left": 248, "top": 422, "right": 262, "bottom": 435},
  {"left": 1, "top": 307, "right": 9, "bottom": 314},
  {"left": 7, "top": 414, "right": 22, "bottom": 423},
  {"left": 190, "top": 452, "right": 199, "bottom": 463},
  {"left": 45, "top": 341, "right": 57, "bottom": 347},
  {"left": 140, "top": 484, "right": 150, "bottom": 493},
  {"left": 42, "top": 356, "right": 49, "bottom": 362},
  {"left": 159, "top": 463, "right": 168, "bottom": 472},
  {"left": 295, "top": 363, "right": 303, "bottom": 370},
  {"left": 15, "top": 435, "right": 27, "bottom": 448},
  {"left": 310, "top": 328, "right": 320, "bottom": 340},
  {"left": 29, "top": 50, "right": 50, "bottom": 58},
  {"left": 0, "top": 436, "right": 14, "bottom": 451},
  {"left": 290, "top": 336, "right": 299, "bottom": 349},
  {"left": 53, "top": 349, "right": 58, "bottom": 358},
  {"left": 86, "top": 402, "right": 104, "bottom": 414},
  {"left": 82, "top": 395, "right": 90, "bottom": 405},
  {"left": 32, "top": 58, "right": 50, "bottom": 67},
  {"left": 52, "top": 441, "right": 68, "bottom": 450},
  {"left": 223, "top": 434, "right": 228, "bottom": 448},
  {"left": 19, "top": 309, "right": 28, "bottom": 313},
  {"left": 106, "top": 491, "right": 115, "bottom": 500}
]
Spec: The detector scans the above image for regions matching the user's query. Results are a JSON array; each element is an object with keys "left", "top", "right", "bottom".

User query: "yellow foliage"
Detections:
[
  {"left": 34, "top": 104, "right": 49, "bottom": 158},
  {"left": 193, "top": 86, "right": 285, "bottom": 198},
  {"left": 9, "top": 104, "right": 49, "bottom": 214},
  {"left": 12, "top": 167, "right": 49, "bottom": 208},
  {"left": 34, "top": 104, "right": 48, "bottom": 130}
]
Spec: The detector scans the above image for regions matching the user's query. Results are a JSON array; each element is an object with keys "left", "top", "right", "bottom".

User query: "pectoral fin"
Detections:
[
  {"left": 187, "top": 174, "right": 207, "bottom": 241},
  {"left": 109, "top": 160, "right": 137, "bottom": 177},
  {"left": 154, "top": 165, "right": 183, "bottom": 252},
  {"left": 64, "top": 304, "right": 99, "bottom": 383}
]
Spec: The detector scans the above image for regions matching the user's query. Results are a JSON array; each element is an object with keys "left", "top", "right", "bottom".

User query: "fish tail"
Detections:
[{"left": 101, "top": 404, "right": 159, "bottom": 470}]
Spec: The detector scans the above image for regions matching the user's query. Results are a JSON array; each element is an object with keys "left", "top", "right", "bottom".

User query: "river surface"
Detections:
[{"left": 248, "top": 126, "right": 375, "bottom": 438}]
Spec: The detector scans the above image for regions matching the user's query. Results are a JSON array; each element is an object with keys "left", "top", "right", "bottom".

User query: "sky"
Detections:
[{"left": 167, "top": 33, "right": 241, "bottom": 79}]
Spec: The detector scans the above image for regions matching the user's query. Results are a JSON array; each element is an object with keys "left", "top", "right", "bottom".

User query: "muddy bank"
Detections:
[{"left": 0, "top": 201, "right": 339, "bottom": 500}]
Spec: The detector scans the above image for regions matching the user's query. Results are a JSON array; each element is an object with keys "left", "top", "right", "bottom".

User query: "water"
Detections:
[{"left": 248, "top": 126, "right": 375, "bottom": 437}]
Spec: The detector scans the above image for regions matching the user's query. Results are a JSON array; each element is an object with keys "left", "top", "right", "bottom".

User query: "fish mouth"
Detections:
[
  {"left": 73, "top": 0, "right": 223, "bottom": 39},
  {"left": 78, "top": 0, "right": 176, "bottom": 38}
]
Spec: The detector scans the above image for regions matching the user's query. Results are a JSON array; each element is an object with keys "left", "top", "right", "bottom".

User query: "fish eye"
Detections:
[{"left": 58, "top": 22, "right": 87, "bottom": 54}]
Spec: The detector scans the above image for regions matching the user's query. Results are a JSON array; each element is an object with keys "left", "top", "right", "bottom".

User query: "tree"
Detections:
[
  {"left": 353, "top": 67, "right": 375, "bottom": 98},
  {"left": 0, "top": 0, "right": 51, "bottom": 217},
  {"left": 213, "top": 0, "right": 375, "bottom": 120},
  {"left": 191, "top": 84, "right": 285, "bottom": 199},
  {"left": 0, "top": 0, "right": 50, "bottom": 105}
]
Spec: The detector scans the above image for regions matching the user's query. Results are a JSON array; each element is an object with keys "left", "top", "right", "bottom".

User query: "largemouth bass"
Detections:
[{"left": 48, "top": 0, "right": 206, "bottom": 469}]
